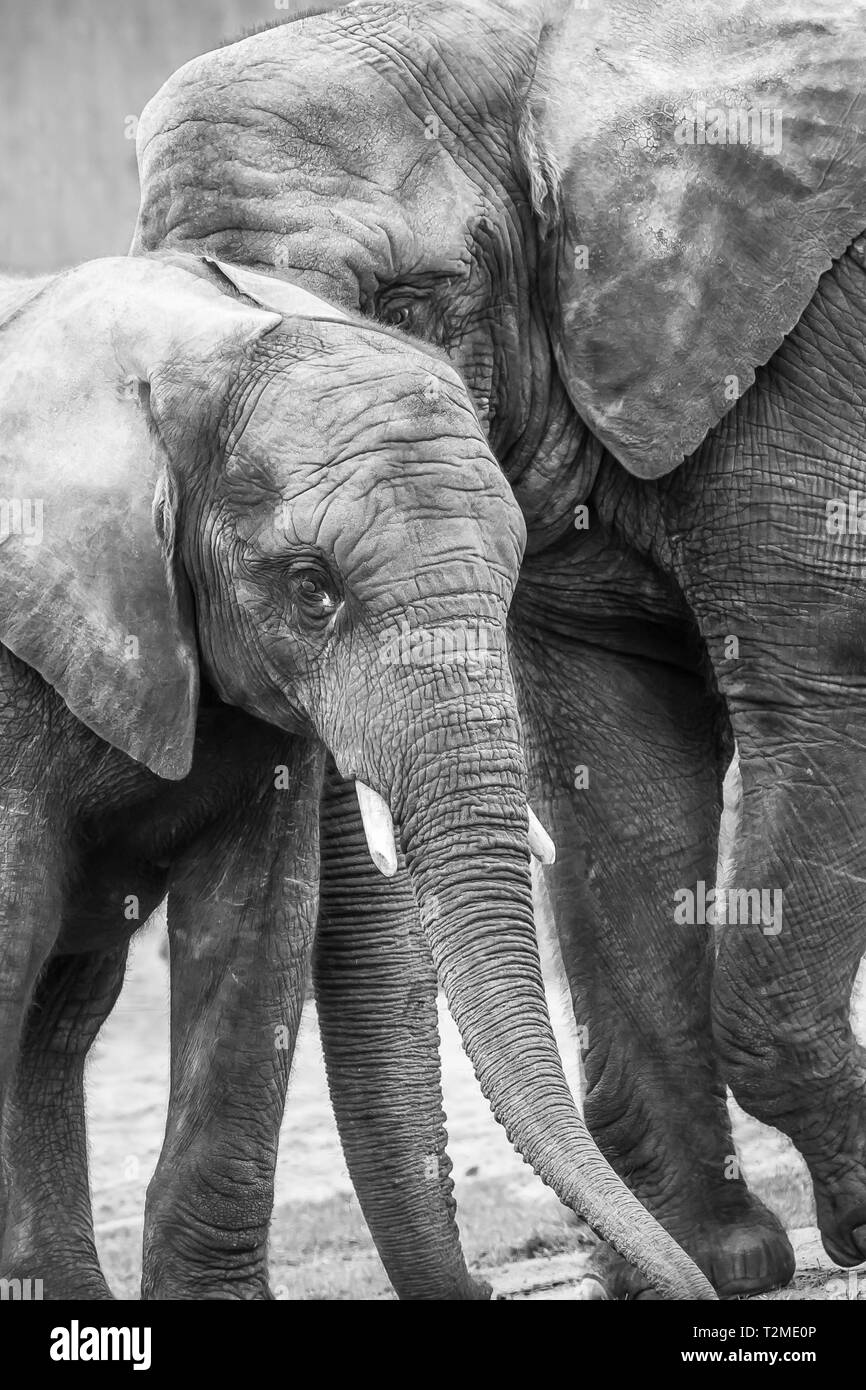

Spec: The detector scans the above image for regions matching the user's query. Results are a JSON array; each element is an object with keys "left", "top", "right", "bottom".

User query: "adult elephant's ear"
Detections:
[
  {"left": 532, "top": 1, "right": 866, "bottom": 478},
  {"left": 0, "top": 256, "right": 280, "bottom": 778}
]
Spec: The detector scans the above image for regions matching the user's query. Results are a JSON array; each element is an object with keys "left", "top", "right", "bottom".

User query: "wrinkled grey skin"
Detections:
[
  {"left": 124, "top": 0, "right": 866, "bottom": 1300},
  {"left": 0, "top": 254, "right": 711, "bottom": 1301}
]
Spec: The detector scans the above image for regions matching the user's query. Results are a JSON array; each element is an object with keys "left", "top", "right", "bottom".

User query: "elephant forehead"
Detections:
[
  {"left": 307, "top": 500, "right": 519, "bottom": 610},
  {"left": 231, "top": 435, "right": 523, "bottom": 586},
  {"left": 234, "top": 349, "right": 489, "bottom": 464},
  {"left": 307, "top": 468, "right": 523, "bottom": 598},
  {"left": 136, "top": 26, "right": 481, "bottom": 292}
]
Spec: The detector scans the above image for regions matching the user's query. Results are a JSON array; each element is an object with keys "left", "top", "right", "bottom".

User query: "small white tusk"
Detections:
[
  {"left": 528, "top": 806, "right": 556, "bottom": 865},
  {"left": 355, "top": 781, "right": 399, "bottom": 878}
]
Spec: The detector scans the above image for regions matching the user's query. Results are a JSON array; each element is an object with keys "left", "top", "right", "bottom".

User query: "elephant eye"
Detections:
[
  {"left": 293, "top": 568, "right": 339, "bottom": 624},
  {"left": 379, "top": 303, "right": 411, "bottom": 328}
]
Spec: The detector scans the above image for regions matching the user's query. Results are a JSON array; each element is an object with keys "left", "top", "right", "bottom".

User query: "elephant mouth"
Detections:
[{"left": 353, "top": 779, "right": 555, "bottom": 874}]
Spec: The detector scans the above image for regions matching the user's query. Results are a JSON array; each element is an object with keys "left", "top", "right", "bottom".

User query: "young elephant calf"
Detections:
[{"left": 0, "top": 254, "right": 712, "bottom": 1300}]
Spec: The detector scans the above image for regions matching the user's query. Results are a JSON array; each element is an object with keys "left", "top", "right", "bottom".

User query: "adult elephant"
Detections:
[
  {"left": 0, "top": 252, "right": 709, "bottom": 1301},
  {"left": 133, "top": 0, "right": 866, "bottom": 1297}
]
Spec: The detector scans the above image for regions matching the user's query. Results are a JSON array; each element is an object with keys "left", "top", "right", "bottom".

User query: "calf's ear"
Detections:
[{"left": 0, "top": 256, "right": 280, "bottom": 778}]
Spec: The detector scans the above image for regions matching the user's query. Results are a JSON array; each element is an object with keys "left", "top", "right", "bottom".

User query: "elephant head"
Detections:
[
  {"left": 133, "top": 0, "right": 866, "bottom": 506},
  {"left": 0, "top": 252, "right": 711, "bottom": 1297}
]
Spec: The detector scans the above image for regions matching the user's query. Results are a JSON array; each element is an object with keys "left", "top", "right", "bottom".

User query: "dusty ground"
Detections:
[{"left": 86, "top": 908, "right": 866, "bottom": 1301}]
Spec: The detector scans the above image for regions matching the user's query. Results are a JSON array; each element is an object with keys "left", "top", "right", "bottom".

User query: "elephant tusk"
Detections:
[
  {"left": 355, "top": 781, "right": 399, "bottom": 878},
  {"left": 528, "top": 806, "right": 556, "bottom": 865}
]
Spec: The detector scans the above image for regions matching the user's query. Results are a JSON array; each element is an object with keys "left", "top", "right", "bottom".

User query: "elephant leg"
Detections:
[
  {"left": 0, "top": 782, "right": 62, "bottom": 1259},
  {"left": 509, "top": 566, "right": 794, "bottom": 1297},
  {"left": 710, "top": 699, "right": 866, "bottom": 1268},
  {"left": 650, "top": 240, "right": 866, "bottom": 1270},
  {"left": 314, "top": 762, "right": 488, "bottom": 1300},
  {"left": 142, "top": 739, "right": 322, "bottom": 1300},
  {"left": 0, "top": 944, "right": 129, "bottom": 1298}
]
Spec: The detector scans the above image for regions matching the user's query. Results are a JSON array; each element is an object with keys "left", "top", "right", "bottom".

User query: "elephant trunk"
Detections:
[{"left": 394, "top": 740, "right": 715, "bottom": 1301}]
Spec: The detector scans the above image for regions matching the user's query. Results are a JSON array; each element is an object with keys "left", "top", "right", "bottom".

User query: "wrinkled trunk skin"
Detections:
[
  {"left": 396, "top": 727, "right": 716, "bottom": 1301},
  {"left": 315, "top": 764, "right": 487, "bottom": 1300}
]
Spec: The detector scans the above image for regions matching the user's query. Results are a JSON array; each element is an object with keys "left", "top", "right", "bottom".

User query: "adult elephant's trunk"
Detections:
[{"left": 389, "top": 735, "right": 715, "bottom": 1301}]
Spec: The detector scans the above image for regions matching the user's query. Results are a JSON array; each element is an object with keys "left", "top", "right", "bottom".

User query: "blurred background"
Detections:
[{"left": 0, "top": 0, "right": 312, "bottom": 271}]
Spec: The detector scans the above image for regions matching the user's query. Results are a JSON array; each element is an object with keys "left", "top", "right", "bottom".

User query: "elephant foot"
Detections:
[
  {"left": 819, "top": 1214, "right": 866, "bottom": 1268},
  {"left": 142, "top": 1182, "right": 274, "bottom": 1300},
  {"left": 1, "top": 1216, "right": 114, "bottom": 1301},
  {"left": 142, "top": 1251, "right": 272, "bottom": 1301},
  {"left": 687, "top": 1202, "right": 795, "bottom": 1299},
  {"left": 738, "top": 1058, "right": 866, "bottom": 1270},
  {"left": 143, "top": 1282, "right": 273, "bottom": 1300},
  {"left": 806, "top": 1087, "right": 866, "bottom": 1266},
  {"left": 821, "top": 1224, "right": 866, "bottom": 1267},
  {"left": 141, "top": 1237, "right": 273, "bottom": 1299},
  {"left": 574, "top": 1195, "right": 794, "bottom": 1300},
  {"left": 0, "top": 1258, "right": 114, "bottom": 1301},
  {"left": 813, "top": 1174, "right": 866, "bottom": 1267}
]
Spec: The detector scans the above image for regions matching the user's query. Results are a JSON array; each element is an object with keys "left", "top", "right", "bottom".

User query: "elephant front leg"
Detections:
[
  {"left": 712, "top": 706, "right": 866, "bottom": 1269},
  {"left": 0, "top": 945, "right": 128, "bottom": 1299},
  {"left": 314, "top": 763, "right": 488, "bottom": 1300},
  {"left": 510, "top": 586, "right": 794, "bottom": 1297},
  {"left": 0, "top": 783, "right": 66, "bottom": 1282},
  {"left": 142, "top": 742, "right": 322, "bottom": 1300}
]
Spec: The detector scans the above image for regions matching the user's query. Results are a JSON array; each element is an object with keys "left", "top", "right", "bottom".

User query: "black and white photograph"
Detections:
[{"left": 1, "top": 0, "right": 865, "bottom": 1358}]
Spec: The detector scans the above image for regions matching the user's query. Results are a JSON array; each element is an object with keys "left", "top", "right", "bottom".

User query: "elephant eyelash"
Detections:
[
  {"left": 281, "top": 553, "right": 339, "bottom": 585},
  {"left": 373, "top": 283, "right": 430, "bottom": 318},
  {"left": 237, "top": 546, "right": 341, "bottom": 615}
]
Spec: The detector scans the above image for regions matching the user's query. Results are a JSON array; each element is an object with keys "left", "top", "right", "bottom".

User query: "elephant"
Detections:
[
  {"left": 127, "top": 0, "right": 866, "bottom": 1299},
  {"left": 0, "top": 251, "right": 712, "bottom": 1301}
]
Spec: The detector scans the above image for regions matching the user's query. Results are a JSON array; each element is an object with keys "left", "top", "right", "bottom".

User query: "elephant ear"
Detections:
[
  {"left": 0, "top": 257, "right": 280, "bottom": 779},
  {"left": 202, "top": 258, "right": 349, "bottom": 322},
  {"left": 533, "top": 0, "right": 866, "bottom": 478}
]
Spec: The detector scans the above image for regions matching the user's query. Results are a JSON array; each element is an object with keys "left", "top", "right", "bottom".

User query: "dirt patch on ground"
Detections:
[{"left": 86, "top": 914, "right": 865, "bottom": 1300}]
